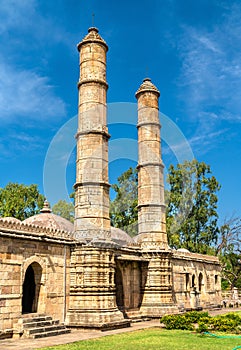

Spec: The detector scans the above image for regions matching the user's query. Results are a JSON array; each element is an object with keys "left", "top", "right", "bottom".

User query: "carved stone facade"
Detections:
[{"left": 0, "top": 27, "right": 222, "bottom": 339}]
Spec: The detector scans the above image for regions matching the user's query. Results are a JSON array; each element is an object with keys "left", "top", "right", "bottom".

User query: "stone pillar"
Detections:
[
  {"left": 135, "top": 78, "right": 178, "bottom": 316},
  {"left": 135, "top": 78, "right": 167, "bottom": 249},
  {"left": 74, "top": 27, "right": 111, "bottom": 242}
]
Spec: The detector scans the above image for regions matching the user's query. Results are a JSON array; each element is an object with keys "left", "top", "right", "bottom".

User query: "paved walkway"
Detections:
[{"left": 0, "top": 308, "right": 239, "bottom": 350}]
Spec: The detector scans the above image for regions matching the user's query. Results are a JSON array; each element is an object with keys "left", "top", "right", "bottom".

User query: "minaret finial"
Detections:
[
  {"left": 40, "top": 199, "right": 52, "bottom": 213},
  {"left": 92, "top": 13, "right": 95, "bottom": 27}
]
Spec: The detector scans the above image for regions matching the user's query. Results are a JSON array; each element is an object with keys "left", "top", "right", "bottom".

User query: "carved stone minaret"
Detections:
[
  {"left": 74, "top": 27, "right": 110, "bottom": 241},
  {"left": 135, "top": 78, "right": 178, "bottom": 316},
  {"left": 66, "top": 28, "right": 128, "bottom": 329},
  {"left": 135, "top": 78, "right": 168, "bottom": 249}
]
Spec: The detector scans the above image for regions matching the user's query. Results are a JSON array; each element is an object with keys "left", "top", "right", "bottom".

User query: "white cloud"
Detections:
[
  {"left": 0, "top": 59, "right": 66, "bottom": 122},
  {"left": 178, "top": 2, "right": 241, "bottom": 124}
]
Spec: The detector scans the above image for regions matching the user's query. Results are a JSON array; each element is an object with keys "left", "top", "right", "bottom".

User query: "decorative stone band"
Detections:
[
  {"left": 137, "top": 121, "right": 161, "bottom": 128},
  {"left": 74, "top": 229, "right": 115, "bottom": 247},
  {"left": 137, "top": 162, "right": 164, "bottom": 169},
  {"left": 137, "top": 203, "right": 166, "bottom": 209},
  {"left": 75, "top": 129, "right": 110, "bottom": 140},
  {"left": 77, "top": 79, "right": 108, "bottom": 89},
  {"left": 74, "top": 181, "right": 111, "bottom": 189},
  {"left": 0, "top": 218, "right": 74, "bottom": 243}
]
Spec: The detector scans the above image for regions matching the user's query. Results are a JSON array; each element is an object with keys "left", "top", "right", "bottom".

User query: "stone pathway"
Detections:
[{"left": 0, "top": 308, "right": 239, "bottom": 350}]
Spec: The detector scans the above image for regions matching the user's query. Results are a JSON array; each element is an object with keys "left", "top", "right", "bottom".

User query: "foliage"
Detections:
[
  {"left": 166, "top": 159, "right": 220, "bottom": 254},
  {"left": 52, "top": 200, "right": 74, "bottom": 223},
  {"left": 39, "top": 328, "right": 241, "bottom": 350},
  {"left": 0, "top": 182, "right": 44, "bottom": 220},
  {"left": 161, "top": 311, "right": 210, "bottom": 331},
  {"left": 160, "top": 314, "right": 194, "bottom": 330},
  {"left": 161, "top": 311, "right": 241, "bottom": 335},
  {"left": 216, "top": 217, "right": 241, "bottom": 289},
  {"left": 110, "top": 167, "right": 138, "bottom": 237}
]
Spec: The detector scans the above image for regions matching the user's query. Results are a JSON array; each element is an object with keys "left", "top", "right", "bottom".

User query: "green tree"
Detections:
[
  {"left": 217, "top": 217, "right": 241, "bottom": 289},
  {"left": 52, "top": 200, "right": 74, "bottom": 223},
  {"left": 0, "top": 182, "right": 44, "bottom": 220},
  {"left": 110, "top": 167, "right": 138, "bottom": 237},
  {"left": 166, "top": 160, "right": 220, "bottom": 254}
]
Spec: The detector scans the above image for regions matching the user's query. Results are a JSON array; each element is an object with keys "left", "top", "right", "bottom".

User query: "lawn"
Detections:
[{"left": 40, "top": 328, "right": 241, "bottom": 350}]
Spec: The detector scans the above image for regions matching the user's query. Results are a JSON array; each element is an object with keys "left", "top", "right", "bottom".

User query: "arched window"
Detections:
[
  {"left": 185, "top": 273, "right": 190, "bottom": 290},
  {"left": 198, "top": 273, "right": 203, "bottom": 292},
  {"left": 192, "top": 274, "right": 196, "bottom": 288}
]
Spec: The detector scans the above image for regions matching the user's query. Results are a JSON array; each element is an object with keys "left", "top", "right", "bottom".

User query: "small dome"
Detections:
[
  {"left": 77, "top": 27, "right": 108, "bottom": 51},
  {"left": 0, "top": 217, "right": 22, "bottom": 224},
  {"left": 177, "top": 248, "right": 190, "bottom": 253},
  {"left": 135, "top": 78, "right": 160, "bottom": 98},
  {"left": 23, "top": 201, "right": 74, "bottom": 233},
  {"left": 111, "top": 227, "right": 133, "bottom": 246}
]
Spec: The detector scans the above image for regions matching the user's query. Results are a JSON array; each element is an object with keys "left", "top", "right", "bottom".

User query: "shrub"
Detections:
[
  {"left": 160, "top": 314, "right": 194, "bottom": 330},
  {"left": 184, "top": 311, "right": 210, "bottom": 323},
  {"left": 196, "top": 320, "right": 209, "bottom": 333},
  {"left": 161, "top": 312, "right": 241, "bottom": 334}
]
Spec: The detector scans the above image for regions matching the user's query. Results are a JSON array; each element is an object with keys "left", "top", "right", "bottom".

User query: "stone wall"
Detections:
[
  {"left": 0, "top": 233, "right": 71, "bottom": 332},
  {"left": 172, "top": 250, "right": 222, "bottom": 311}
]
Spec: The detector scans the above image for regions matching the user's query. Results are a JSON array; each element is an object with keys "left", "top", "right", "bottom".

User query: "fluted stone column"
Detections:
[
  {"left": 74, "top": 27, "right": 111, "bottom": 242},
  {"left": 135, "top": 78, "right": 178, "bottom": 316}
]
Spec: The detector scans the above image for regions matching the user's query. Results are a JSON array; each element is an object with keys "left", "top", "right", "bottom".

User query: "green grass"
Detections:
[{"left": 40, "top": 328, "right": 241, "bottom": 350}]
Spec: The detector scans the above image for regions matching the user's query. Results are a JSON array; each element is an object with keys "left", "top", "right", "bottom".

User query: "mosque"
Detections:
[{"left": 0, "top": 27, "right": 221, "bottom": 339}]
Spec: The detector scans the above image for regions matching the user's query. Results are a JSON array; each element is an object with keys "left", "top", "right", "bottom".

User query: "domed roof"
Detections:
[
  {"left": 135, "top": 78, "right": 160, "bottom": 98},
  {"left": 177, "top": 248, "right": 190, "bottom": 253},
  {"left": 110, "top": 227, "right": 133, "bottom": 246},
  {"left": 23, "top": 201, "right": 74, "bottom": 233},
  {"left": 77, "top": 27, "right": 108, "bottom": 51},
  {"left": 0, "top": 217, "right": 22, "bottom": 224}
]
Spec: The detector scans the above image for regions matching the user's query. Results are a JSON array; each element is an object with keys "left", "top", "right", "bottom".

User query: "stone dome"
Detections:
[
  {"left": 23, "top": 201, "right": 74, "bottom": 233},
  {"left": 177, "top": 248, "right": 190, "bottom": 253},
  {"left": 0, "top": 217, "right": 22, "bottom": 224},
  {"left": 135, "top": 77, "right": 160, "bottom": 98},
  {"left": 77, "top": 27, "right": 108, "bottom": 51},
  {"left": 110, "top": 227, "right": 133, "bottom": 246}
]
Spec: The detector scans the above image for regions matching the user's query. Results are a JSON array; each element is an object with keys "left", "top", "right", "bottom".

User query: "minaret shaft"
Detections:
[
  {"left": 74, "top": 28, "right": 110, "bottom": 240},
  {"left": 136, "top": 79, "right": 168, "bottom": 249}
]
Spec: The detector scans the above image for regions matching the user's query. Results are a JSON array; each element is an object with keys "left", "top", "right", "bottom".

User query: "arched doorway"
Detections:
[
  {"left": 115, "top": 263, "right": 124, "bottom": 314},
  {"left": 22, "top": 262, "right": 42, "bottom": 314}
]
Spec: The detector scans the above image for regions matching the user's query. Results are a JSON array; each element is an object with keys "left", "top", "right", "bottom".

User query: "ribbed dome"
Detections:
[
  {"left": 23, "top": 201, "right": 74, "bottom": 233},
  {"left": 77, "top": 27, "right": 108, "bottom": 51},
  {"left": 0, "top": 217, "right": 22, "bottom": 224},
  {"left": 135, "top": 78, "right": 160, "bottom": 98},
  {"left": 110, "top": 227, "right": 133, "bottom": 246}
]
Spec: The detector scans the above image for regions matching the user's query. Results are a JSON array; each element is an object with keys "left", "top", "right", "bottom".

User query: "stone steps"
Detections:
[{"left": 20, "top": 314, "right": 70, "bottom": 339}]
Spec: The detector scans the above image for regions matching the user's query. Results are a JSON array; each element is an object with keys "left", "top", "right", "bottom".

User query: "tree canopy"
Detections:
[
  {"left": 0, "top": 182, "right": 44, "bottom": 220},
  {"left": 110, "top": 167, "right": 138, "bottom": 237},
  {"left": 110, "top": 160, "right": 221, "bottom": 254},
  {"left": 166, "top": 160, "right": 220, "bottom": 254},
  {"left": 52, "top": 199, "right": 74, "bottom": 223},
  {"left": 217, "top": 217, "right": 241, "bottom": 290}
]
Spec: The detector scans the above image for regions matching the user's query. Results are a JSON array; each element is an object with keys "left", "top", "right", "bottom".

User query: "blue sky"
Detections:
[{"left": 0, "top": 0, "right": 240, "bottom": 224}]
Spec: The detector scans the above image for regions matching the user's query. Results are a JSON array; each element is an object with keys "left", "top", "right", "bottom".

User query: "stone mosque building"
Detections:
[{"left": 0, "top": 28, "right": 221, "bottom": 339}]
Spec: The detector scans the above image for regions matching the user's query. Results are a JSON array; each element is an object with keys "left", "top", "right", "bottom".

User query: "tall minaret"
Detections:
[
  {"left": 135, "top": 78, "right": 168, "bottom": 249},
  {"left": 135, "top": 78, "right": 177, "bottom": 317},
  {"left": 74, "top": 27, "right": 110, "bottom": 241},
  {"left": 67, "top": 28, "right": 128, "bottom": 329}
]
